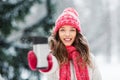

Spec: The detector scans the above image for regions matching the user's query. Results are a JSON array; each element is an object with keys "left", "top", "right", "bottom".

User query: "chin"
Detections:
[{"left": 64, "top": 44, "right": 72, "bottom": 46}]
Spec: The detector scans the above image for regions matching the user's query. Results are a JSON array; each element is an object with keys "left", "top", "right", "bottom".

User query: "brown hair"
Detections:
[{"left": 48, "top": 30, "right": 92, "bottom": 67}]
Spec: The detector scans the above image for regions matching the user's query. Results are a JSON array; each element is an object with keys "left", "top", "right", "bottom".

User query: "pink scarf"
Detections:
[{"left": 60, "top": 46, "right": 89, "bottom": 80}]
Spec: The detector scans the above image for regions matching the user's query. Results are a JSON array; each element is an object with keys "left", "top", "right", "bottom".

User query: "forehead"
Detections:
[{"left": 60, "top": 25, "right": 76, "bottom": 29}]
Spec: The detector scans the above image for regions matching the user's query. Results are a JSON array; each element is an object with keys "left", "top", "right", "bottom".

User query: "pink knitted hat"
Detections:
[{"left": 54, "top": 7, "right": 81, "bottom": 33}]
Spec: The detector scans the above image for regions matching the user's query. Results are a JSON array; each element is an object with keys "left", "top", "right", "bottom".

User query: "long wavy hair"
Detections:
[{"left": 48, "top": 30, "right": 92, "bottom": 67}]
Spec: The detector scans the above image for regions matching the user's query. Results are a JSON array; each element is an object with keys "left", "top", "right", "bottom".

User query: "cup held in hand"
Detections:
[{"left": 32, "top": 36, "right": 49, "bottom": 69}]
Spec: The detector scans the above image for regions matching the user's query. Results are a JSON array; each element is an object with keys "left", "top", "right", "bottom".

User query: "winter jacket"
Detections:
[{"left": 39, "top": 53, "right": 102, "bottom": 80}]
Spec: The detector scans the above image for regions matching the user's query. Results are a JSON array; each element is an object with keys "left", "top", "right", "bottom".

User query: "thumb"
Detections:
[{"left": 27, "top": 50, "right": 37, "bottom": 71}]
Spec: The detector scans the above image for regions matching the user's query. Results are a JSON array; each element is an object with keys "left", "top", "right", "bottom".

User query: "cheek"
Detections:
[
  {"left": 58, "top": 32, "right": 63, "bottom": 40},
  {"left": 72, "top": 33, "right": 77, "bottom": 39},
  {"left": 73, "top": 35, "right": 76, "bottom": 41}
]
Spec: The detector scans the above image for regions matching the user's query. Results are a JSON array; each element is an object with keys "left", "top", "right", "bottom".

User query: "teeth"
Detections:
[{"left": 64, "top": 38, "right": 71, "bottom": 41}]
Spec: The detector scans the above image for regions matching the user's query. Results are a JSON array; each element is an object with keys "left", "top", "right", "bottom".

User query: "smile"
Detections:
[{"left": 64, "top": 38, "right": 72, "bottom": 41}]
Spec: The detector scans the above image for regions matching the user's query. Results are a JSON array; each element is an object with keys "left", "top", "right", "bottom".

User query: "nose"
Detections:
[{"left": 65, "top": 31, "right": 70, "bottom": 36}]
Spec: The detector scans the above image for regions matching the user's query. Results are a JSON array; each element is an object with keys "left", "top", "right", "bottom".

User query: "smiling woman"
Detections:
[
  {"left": 58, "top": 25, "right": 77, "bottom": 46},
  {"left": 27, "top": 7, "right": 102, "bottom": 80}
]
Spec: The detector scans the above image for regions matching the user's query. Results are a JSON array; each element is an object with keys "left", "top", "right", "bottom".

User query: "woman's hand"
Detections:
[
  {"left": 27, "top": 50, "right": 53, "bottom": 72},
  {"left": 27, "top": 50, "right": 37, "bottom": 71}
]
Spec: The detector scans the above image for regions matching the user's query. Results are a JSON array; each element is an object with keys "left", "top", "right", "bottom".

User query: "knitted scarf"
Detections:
[{"left": 60, "top": 46, "right": 89, "bottom": 80}]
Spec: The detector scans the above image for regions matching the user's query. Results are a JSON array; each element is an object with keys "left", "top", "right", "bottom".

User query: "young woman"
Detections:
[{"left": 28, "top": 7, "right": 102, "bottom": 80}]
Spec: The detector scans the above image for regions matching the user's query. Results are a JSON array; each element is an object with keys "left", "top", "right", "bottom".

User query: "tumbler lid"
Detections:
[{"left": 32, "top": 36, "right": 48, "bottom": 44}]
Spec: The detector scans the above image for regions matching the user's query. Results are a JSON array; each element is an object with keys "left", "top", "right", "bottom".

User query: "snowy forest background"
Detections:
[{"left": 0, "top": 0, "right": 120, "bottom": 80}]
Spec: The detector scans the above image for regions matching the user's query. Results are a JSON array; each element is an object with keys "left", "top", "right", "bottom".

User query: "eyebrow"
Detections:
[
  {"left": 71, "top": 27, "right": 76, "bottom": 29},
  {"left": 60, "top": 27, "right": 76, "bottom": 30}
]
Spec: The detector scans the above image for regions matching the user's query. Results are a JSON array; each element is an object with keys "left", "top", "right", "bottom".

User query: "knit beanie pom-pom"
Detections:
[{"left": 63, "top": 7, "right": 79, "bottom": 17}]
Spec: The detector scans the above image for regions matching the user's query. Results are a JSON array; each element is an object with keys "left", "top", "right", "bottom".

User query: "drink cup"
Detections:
[{"left": 32, "top": 36, "right": 49, "bottom": 69}]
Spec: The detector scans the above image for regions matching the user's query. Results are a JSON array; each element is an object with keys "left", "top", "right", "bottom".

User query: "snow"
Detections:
[
  {"left": 96, "top": 55, "right": 120, "bottom": 80},
  {"left": 99, "top": 63, "right": 120, "bottom": 80},
  {"left": 0, "top": 74, "right": 5, "bottom": 80}
]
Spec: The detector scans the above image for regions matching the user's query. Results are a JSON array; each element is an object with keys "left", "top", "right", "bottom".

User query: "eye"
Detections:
[
  {"left": 59, "top": 28, "right": 65, "bottom": 32},
  {"left": 70, "top": 28, "right": 76, "bottom": 32}
]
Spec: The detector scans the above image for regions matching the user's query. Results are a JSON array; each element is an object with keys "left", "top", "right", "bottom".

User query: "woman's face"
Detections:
[{"left": 58, "top": 25, "right": 77, "bottom": 46}]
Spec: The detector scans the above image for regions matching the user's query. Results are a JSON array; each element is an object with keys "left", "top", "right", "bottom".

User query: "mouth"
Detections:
[
  {"left": 64, "top": 38, "right": 72, "bottom": 42},
  {"left": 62, "top": 38, "right": 74, "bottom": 46}
]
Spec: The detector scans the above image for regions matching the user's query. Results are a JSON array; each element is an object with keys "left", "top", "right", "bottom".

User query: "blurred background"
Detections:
[{"left": 0, "top": 0, "right": 120, "bottom": 80}]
